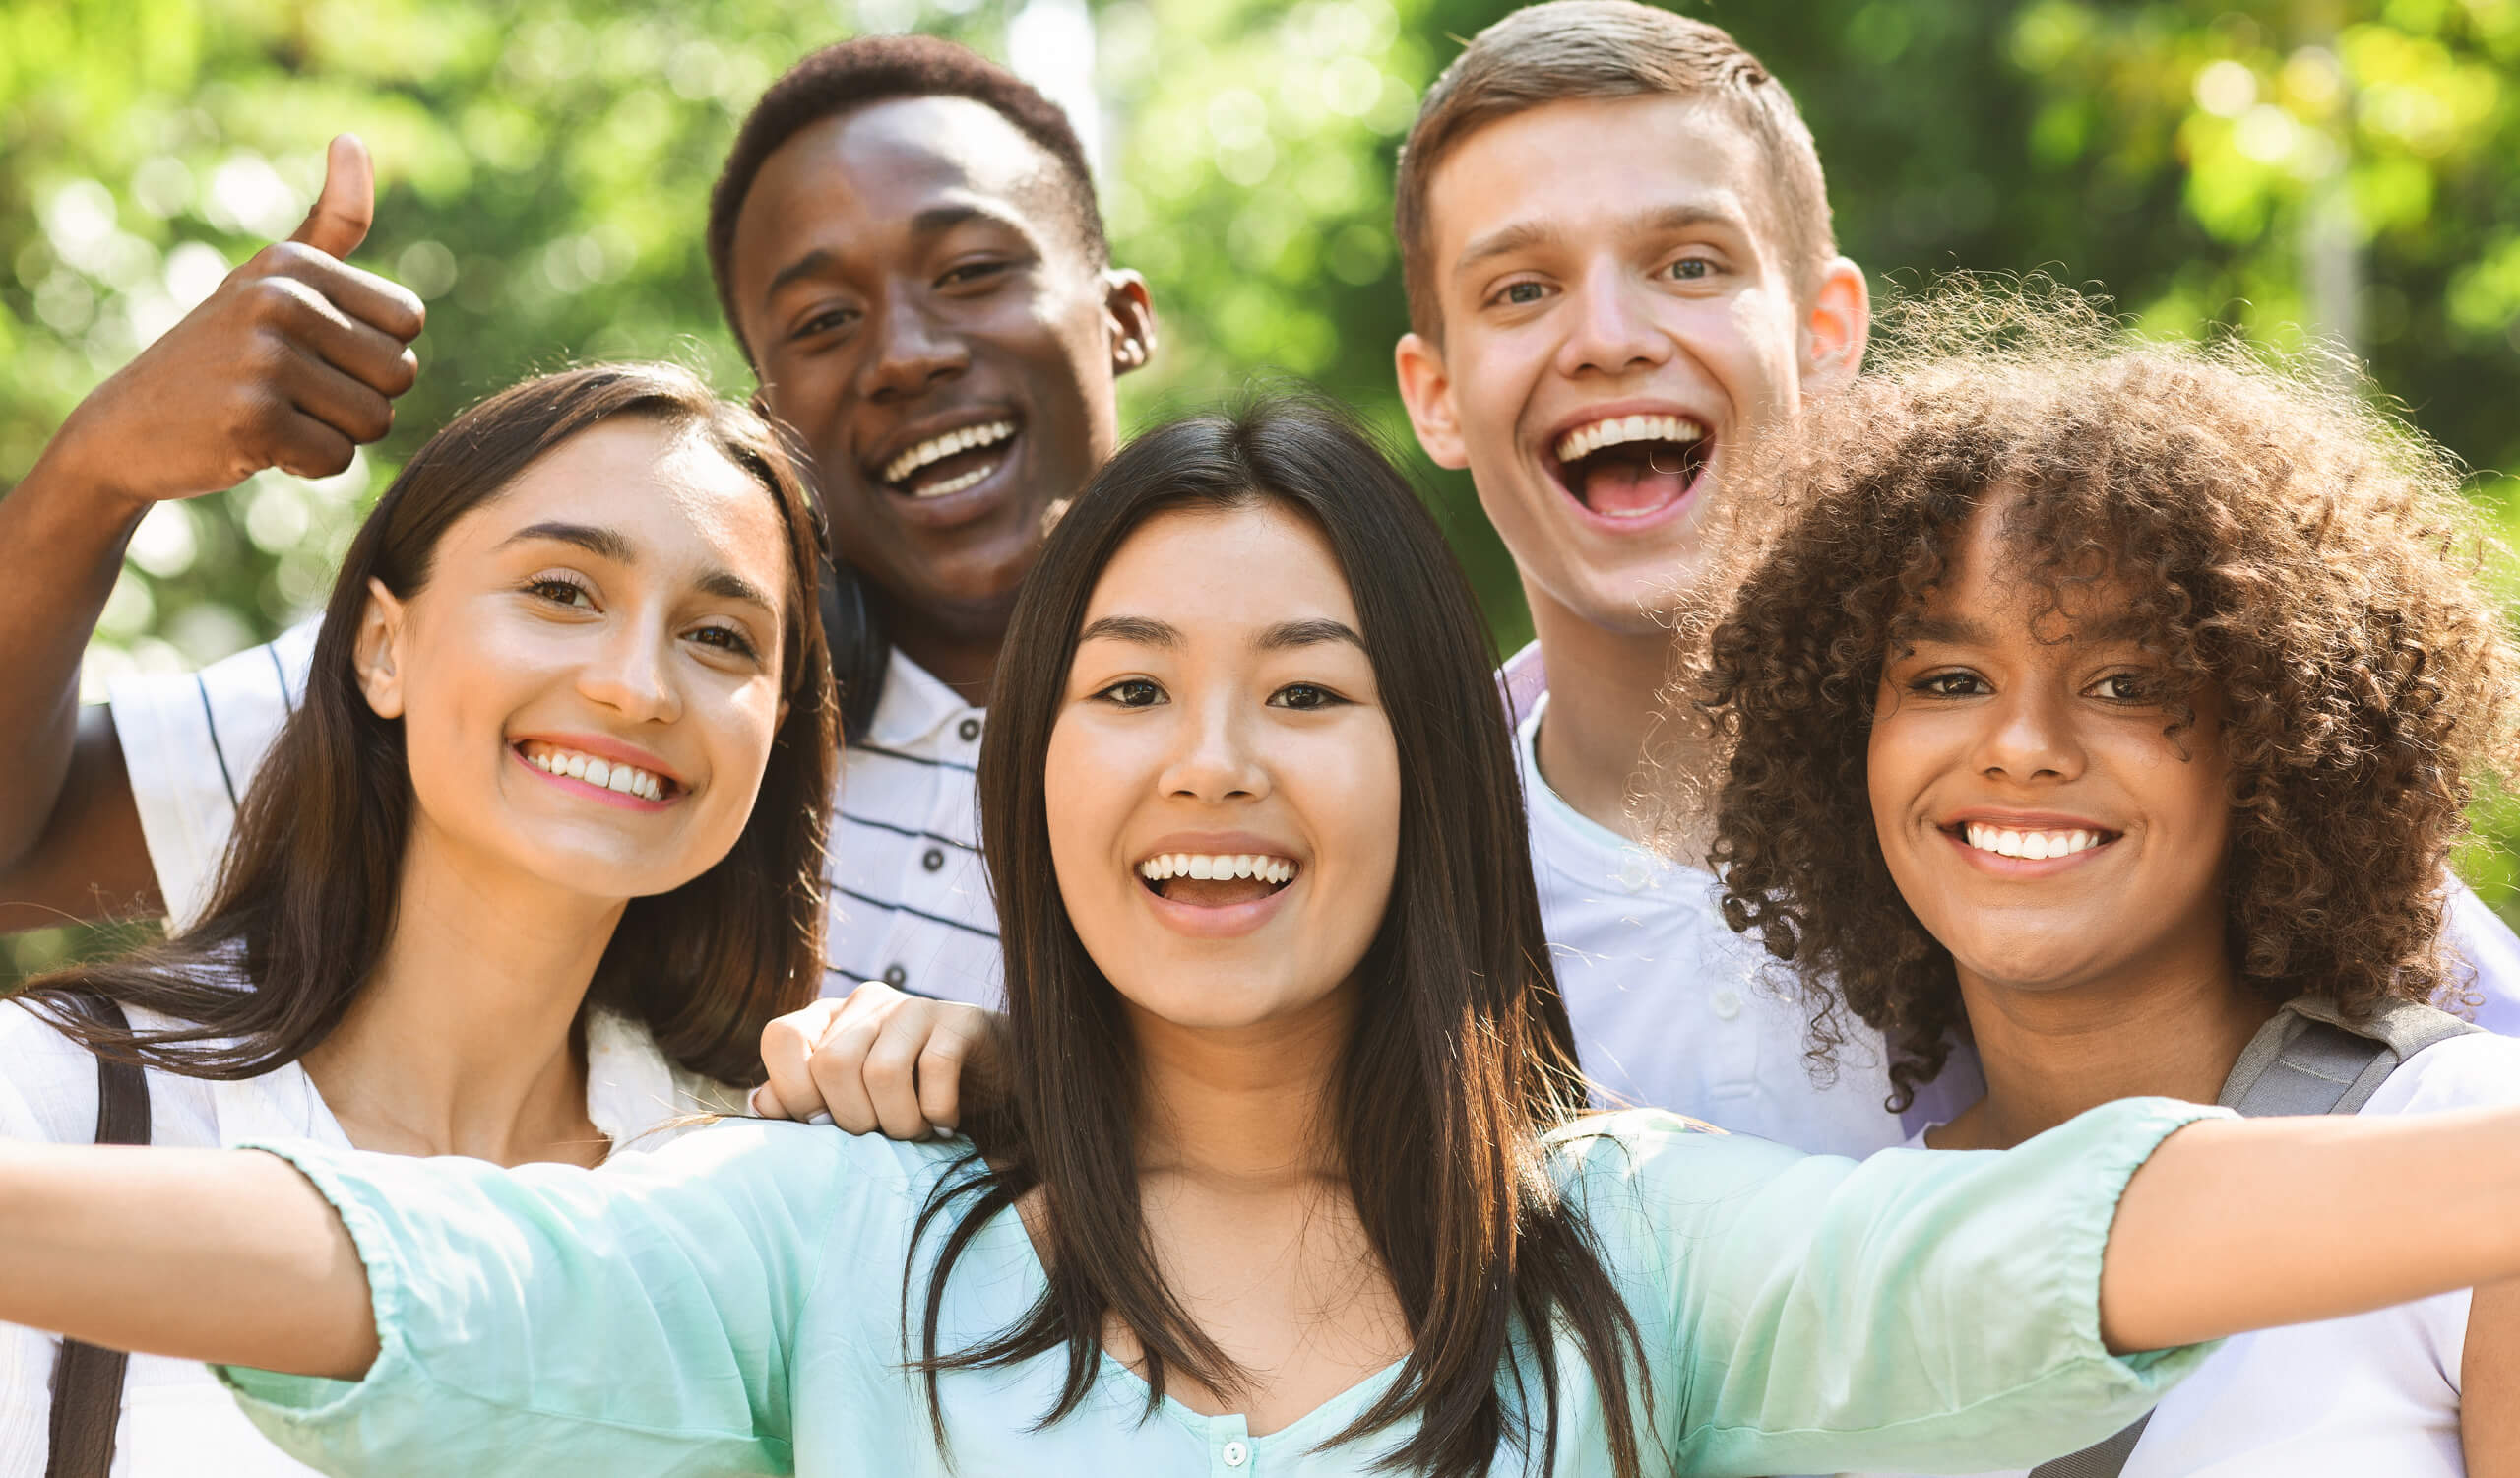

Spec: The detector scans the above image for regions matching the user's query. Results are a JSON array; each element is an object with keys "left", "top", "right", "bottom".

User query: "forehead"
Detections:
[
  {"left": 1424, "top": 93, "right": 1784, "bottom": 277},
  {"left": 1920, "top": 503, "right": 2139, "bottom": 633},
  {"left": 732, "top": 96, "right": 1072, "bottom": 273},
  {"left": 447, "top": 420, "right": 792, "bottom": 593},
  {"left": 1085, "top": 503, "right": 1357, "bottom": 628}
]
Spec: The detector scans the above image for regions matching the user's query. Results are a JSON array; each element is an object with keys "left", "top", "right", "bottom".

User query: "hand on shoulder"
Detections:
[{"left": 749, "top": 982, "right": 1005, "bottom": 1140}]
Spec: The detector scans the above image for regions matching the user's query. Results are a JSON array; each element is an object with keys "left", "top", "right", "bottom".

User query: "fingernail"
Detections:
[
  {"left": 929, "top": 1125, "right": 955, "bottom": 1140},
  {"left": 805, "top": 1111, "right": 834, "bottom": 1127}
]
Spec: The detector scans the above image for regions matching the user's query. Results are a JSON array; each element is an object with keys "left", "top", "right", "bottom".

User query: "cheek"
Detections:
[
  {"left": 696, "top": 681, "right": 787, "bottom": 821},
  {"left": 1042, "top": 716, "right": 1139, "bottom": 909}
]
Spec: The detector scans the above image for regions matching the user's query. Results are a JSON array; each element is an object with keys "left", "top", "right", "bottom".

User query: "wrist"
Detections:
[{"left": 22, "top": 418, "right": 158, "bottom": 534}]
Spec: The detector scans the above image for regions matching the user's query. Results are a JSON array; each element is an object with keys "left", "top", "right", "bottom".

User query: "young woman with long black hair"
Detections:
[
  {"left": 0, "top": 361, "right": 837, "bottom": 1475},
  {"left": 9, "top": 397, "right": 2520, "bottom": 1478}
]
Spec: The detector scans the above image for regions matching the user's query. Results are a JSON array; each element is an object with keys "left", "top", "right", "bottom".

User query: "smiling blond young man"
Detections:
[{"left": 1388, "top": 1, "right": 2520, "bottom": 1152}]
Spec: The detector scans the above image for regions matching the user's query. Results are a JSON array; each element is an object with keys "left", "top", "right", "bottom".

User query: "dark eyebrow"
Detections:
[
  {"left": 1903, "top": 613, "right": 1990, "bottom": 647},
  {"left": 503, "top": 522, "right": 776, "bottom": 615},
  {"left": 1256, "top": 617, "right": 1364, "bottom": 652},
  {"left": 764, "top": 248, "right": 838, "bottom": 308},
  {"left": 763, "top": 206, "right": 1030, "bottom": 308},
  {"left": 1078, "top": 614, "right": 1178, "bottom": 647},
  {"left": 500, "top": 521, "right": 633, "bottom": 561},
  {"left": 1453, "top": 203, "right": 1740, "bottom": 281}
]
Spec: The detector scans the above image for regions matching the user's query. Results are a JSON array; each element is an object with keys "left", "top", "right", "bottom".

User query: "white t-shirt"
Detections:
[
  {"left": 1848, "top": 1029, "right": 2520, "bottom": 1478},
  {"left": 0, "top": 999, "right": 730, "bottom": 1478},
  {"left": 108, "top": 624, "right": 1000, "bottom": 1004}
]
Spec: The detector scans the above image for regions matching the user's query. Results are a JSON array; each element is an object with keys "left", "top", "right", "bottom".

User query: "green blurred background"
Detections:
[{"left": 6, "top": 0, "right": 2520, "bottom": 982}]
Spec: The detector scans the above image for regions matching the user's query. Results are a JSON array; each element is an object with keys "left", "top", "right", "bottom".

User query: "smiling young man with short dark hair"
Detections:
[{"left": 0, "top": 36, "right": 1154, "bottom": 1012}]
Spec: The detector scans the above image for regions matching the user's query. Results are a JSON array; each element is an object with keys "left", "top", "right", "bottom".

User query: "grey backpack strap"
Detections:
[
  {"left": 2029, "top": 994, "right": 2474, "bottom": 1478},
  {"left": 46, "top": 997, "right": 151, "bottom": 1478}
]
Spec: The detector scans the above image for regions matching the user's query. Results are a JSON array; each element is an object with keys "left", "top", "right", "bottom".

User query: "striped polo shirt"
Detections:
[{"left": 107, "top": 624, "right": 1000, "bottom": 1005}]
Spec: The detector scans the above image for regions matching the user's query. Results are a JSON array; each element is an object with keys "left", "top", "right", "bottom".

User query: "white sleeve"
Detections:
[
  {"left": 2362, "top": 1030, "right": 2520, "bottom": 1117},
  {"left": 0, "top": 1003, "right": 112, "bottom": 1478},
  {"left": 105, "top": 619, "right": 319, "bottom": 929}
]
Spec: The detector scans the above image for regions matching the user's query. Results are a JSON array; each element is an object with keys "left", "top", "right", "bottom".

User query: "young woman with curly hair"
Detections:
[{"left": 1695, "top": 322, "right": 2520, "bottom": 1475}]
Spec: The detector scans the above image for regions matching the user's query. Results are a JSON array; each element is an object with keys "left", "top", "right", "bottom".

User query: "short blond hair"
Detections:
[{"left": 1394, "top": 1, "right": 1834, "bottom": 341}]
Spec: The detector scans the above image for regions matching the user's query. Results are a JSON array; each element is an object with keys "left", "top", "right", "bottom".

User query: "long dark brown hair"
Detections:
[
  {"left": 909, "top": 396, "right": 1651, "bottom": 1478},
  {"left": 19, "top": 362, "right": 837, "bottom": 1086}
]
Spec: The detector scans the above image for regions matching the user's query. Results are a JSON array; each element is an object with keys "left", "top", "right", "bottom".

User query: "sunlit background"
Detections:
[{"left": 6, "top": 0, "right": 2519, "bottom": 979}]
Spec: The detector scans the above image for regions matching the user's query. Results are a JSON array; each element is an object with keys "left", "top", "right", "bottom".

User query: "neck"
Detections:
[
  {"left": 1941, "top": 941, "right": 2271, "bottom": 1151},
  {"left": 876, "top": 587, "right": 1010, "bottom": 705},
  {"left": 297, "top": 822, "right": 621, "bottom": 1166},
  {"left": 1525, "top": 581, "right": 1695, "bottom": 847},
  {"left": 1128, "top": 985, "right": 1357, "bottom": 1190}
]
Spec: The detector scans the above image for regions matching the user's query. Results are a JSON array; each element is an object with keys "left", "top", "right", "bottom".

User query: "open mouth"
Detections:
[
  {"left": 1548, "top": 413, "right": 1711, "bottom": 521},
  {"left": 1136, "top": 852, "right": 1299, "bottom": 907},
  {"left": 1946, "top": 821, "right": 2116, "bottom": 862},
  {"left": 875, "top": 418, "right": 1020, "bottom": 500},
  {"left": 516, "top": 740, "right": 680, "bottom": 803}
]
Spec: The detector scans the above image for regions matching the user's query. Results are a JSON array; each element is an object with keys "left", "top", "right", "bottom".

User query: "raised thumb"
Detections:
[{"left": 286, "top": 134, "right": 374, "bottom": 259}]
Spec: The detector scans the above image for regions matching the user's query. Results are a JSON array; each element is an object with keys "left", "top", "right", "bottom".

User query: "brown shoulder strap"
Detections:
[{"left": 46, "top": 997, "right": 150, "bottom": 1478}]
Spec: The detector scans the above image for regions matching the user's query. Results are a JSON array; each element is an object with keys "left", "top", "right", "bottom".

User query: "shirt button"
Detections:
[
  {"left": 957, "top": 716, "right": 982, "bottom": 742},
  {"left": 1712, "top": 988, "right": 1742, "bottom": 1021},
  {"left": 1221, "top": 1439, "right": 1250, "bottom": 1468},
  {"left": 1613, "top": 855, "right": 1652, "bottom": 891},
  {"left": 921, "top": 847, "right": 945, "bottom": 871},
  {"left": 882, "top": 964, "right": 908, "bottom": 988}
]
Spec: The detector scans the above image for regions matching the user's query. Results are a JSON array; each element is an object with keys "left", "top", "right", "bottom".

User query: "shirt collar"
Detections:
[{"left": 864, "top": 646, "right": 984, "bottom": 748}]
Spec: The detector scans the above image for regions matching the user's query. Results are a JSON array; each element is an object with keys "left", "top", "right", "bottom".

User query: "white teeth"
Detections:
[
  {"left": 1135, "top": 853, "right": 1298, "bottom": 885},
  {"left": 1962, "top": 823, "right": 2104, "bottom": 861},
  {"left": 913, "top": 466, "right": 990, "bottom": 500},
  {"left": 1552, "top": 412, "right": 1705, "bottom": 465},
  {"left": 522, "top": 744, "right": 669, "bottom": 803},
  {"left": 880, "top": 419, "right": 1017, "bottom": 485}
]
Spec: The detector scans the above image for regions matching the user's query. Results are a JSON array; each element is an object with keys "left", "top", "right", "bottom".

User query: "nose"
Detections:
[
  {"left": 575, "top": 614, "right": 683, "bottom": 727},
  {"left": 1156, "top": 691, "right": 1269, "bottom": 804},
  {"left": 859, "top": 281, "right": 969, "bottom": 404},
  {"left": 1553, "top": 257, "right": 1672, "bottom": 381},
  {"left": 1973, "top": 682, "right": 2084, "bottom": 785}
]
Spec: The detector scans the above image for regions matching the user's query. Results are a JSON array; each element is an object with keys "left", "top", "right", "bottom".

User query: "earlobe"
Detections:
[
  {"left": 1102, "top": 269, "right": 1158, "bottom": 377},
  {"left": 1801, "top": 258, "right": 1872, "bottom": 393},
  {"left": 1393, "top": 333, "right": 1469, "bottom": 471},
  {"left": 353, "top": 577, "right": 409, "bottom": 721}
]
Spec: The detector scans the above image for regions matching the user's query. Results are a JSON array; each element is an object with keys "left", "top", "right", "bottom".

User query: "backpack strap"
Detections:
[
  {"left": 46, "top": 997, "right": 150, "bottom": 1478},
  {"left": 2029, "top": 993, "right": 2474, "bottom": 1478}
]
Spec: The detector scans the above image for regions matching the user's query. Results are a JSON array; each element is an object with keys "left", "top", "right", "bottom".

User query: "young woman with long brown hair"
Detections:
[
  {"left": 11, "top": 397, "right": 2520, "bottom": 1478},
  {"left": 0, "top": 360, "right": 837, "bottom": 1476}
]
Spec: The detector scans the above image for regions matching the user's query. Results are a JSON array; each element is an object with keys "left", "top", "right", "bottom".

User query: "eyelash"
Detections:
[
  {"left": 1089, "top": 679, "right": 1350, "bottom": 710},
  {"left": 523, "top": 576, "right": 761, "bottom": 660}
]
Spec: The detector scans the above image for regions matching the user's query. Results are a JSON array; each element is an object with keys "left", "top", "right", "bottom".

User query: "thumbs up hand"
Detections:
[{"left": 45, "top": 134, "right": 427, "bottom": 516}]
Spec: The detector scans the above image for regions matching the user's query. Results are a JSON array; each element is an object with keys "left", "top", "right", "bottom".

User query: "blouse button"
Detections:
[
  {"left": 922, "top": 847, "right": 945, "bottom": 871},
  {"left": 882, "top": 964, "right": 908, "bottom": 989},
  {"left": 958, "top": 716, "right": 982, "bottom": 742},
  {"left": 1712, "top": 988, "right": 1743, "bottom": 1021},
  {"left": 1221, "top": 1438, "right": 1250, "bottom": 1468}
]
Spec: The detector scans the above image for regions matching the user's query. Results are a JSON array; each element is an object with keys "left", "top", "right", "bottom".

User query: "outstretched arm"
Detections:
[
  {"left": 0, "top": 1141, "right": 375, "bottom": 1377},
  {"left": 2102, "top": 1107, "right": 2520, "bottom": 1350},
  {"left": 0, "top": 134, "right": 421, "bottom": 926}
]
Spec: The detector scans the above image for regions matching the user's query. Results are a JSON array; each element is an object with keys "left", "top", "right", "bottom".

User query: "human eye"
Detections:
[
  {"left": 938, "top": 257, "right": 1017, "bottom": 289},
  {"left": 524, "top": 574, "right": 597, "bottom": 610},
  {"left": 2085, "top": 670, "right": 2157, "bottom": 705},
  {"left": 789, "top": 304, "right": 858, "bottom": 342},
  {"left": 1093, "top": 677, "right": 1166, "bottom": 708},
  {"left": 1267, "top": 682, "right": 1351, "bottom": 712},
  {"left": 1490, "top": 280, "right": 1549, "bottom": 308},
  {"left": 1909, "top": 668, "right": 1988, "bottom": 698},
  {"left": 687, "top": 623, "right": 763, "bottom": 661}
]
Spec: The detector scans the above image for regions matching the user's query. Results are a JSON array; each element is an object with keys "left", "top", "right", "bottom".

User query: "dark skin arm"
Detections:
[{"left": 0, "top": 135, "right": 421, "bottom": 930}]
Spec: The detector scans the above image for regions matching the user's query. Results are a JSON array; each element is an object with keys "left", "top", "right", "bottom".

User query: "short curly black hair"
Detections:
[
  {"left": 1686, "top": 288, "right": 2520, "bottom": 1112},
  {"left": 707, "top": 34, "right": 1109, "bottom": 363}
]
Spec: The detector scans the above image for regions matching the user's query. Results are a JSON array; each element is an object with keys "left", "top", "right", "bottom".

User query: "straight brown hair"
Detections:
[
  {"left": 907, "top": 395, "right": 1652, "bottom": 1478},
  {"left": 20, "top": 362, "right": 837, "bottom": 1087},
  {"left": 1394, "top": 0, "right": 1833, "bottom": 341}
]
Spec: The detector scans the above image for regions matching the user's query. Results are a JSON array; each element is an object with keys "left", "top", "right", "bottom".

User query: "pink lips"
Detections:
[
  {"left": 1140, "top": 879, "right": 1296, "bottom": 939},
  {"left": 510, "top": 745, "right": 674, "bottom": 813}
]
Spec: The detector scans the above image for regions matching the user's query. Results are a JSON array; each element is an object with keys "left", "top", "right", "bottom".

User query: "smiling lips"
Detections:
[
  {"left": 1955, "top": 821, "right": 2112, "bottom": 863},
  {"left": 518, "top": 740, "right": 676, "bottom": 803},
  {"left": 1550, "top": 412, "right": 1710, "bottom": 521},
  {"left": 1137, "top": 851, "right": 1298, "bottom": 907},
  {"left": 878, "top": 418, "right": 1018, "bottom": 499}
]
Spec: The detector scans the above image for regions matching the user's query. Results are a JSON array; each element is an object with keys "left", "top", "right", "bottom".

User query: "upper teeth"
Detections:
[
  {"left": 1553, "top": 414, "right": 1703, "bottom": 465},
  {"left": 1964, "top": 823, "right": 2102, "bottom": 861},
  {"left": 1137, "top": 853, "right": 1297, "bottom": 884},
  {"left": 522, "top": 743, "right": 668, "bottom": 803},
  {"left": 881, "top": 420, "right": 1016, "bottom": 486}
]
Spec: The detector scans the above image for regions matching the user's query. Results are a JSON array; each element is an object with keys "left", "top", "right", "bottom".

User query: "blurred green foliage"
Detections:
[{"left": 7, "top": 0, "right": 2520, "bottom": 983}]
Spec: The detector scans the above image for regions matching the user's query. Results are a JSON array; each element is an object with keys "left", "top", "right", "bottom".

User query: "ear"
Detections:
[
  {"left": 1798, "top": 256, "right": 1871, "bottom": 395},
  {"left": 1393, "top": 332, "right": 1469, "bottom": 471},
  {"left": 1101, "top": 269, "right": 1157, "bottom": 377},
  {"left": 353, "top": 577, "right": 410, "bottom": 720}
]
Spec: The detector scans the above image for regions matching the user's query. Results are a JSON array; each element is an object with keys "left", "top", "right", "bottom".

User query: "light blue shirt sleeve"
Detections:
[
  {"left": 218, "top": 1119, "right": 938, "bottom": 1476},
  {"left": 1558, "top": 1096, "right": 2225, "bottom": 1475}
]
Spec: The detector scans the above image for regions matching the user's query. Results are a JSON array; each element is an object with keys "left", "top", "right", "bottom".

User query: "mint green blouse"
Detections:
[{"left": 219, "top": 1098, "right": 2221, "bottom": 1476}]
